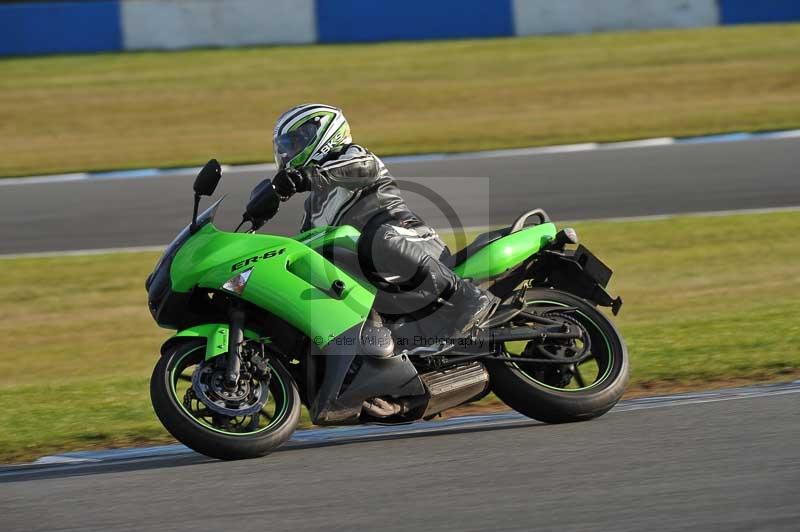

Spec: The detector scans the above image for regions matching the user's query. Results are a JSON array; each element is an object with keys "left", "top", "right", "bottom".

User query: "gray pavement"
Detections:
[
  {"left": 2, "top": 139, "right": 799, "bottom": 531},
  {"left": 1, "top": 137, "right": 798, "bottom": 254},
  {"left": 1, "top": 389, "right": 798, "bottom": 531}
]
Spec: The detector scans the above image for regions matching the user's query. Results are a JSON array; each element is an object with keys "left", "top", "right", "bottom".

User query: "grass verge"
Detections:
[
  {"left": 1, "top": 24, "right": 800, "bottom": 177},
  {"left": 1, "top": 210, "right": 798, "bottom": 463}
]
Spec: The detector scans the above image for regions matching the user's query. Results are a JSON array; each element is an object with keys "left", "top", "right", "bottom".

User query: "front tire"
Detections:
[
  {"left": 150, "top": 340, "right": 301, "bottom": 460},
  {"left": 487, "top": 289, "right": 629, "bottom": 424}
]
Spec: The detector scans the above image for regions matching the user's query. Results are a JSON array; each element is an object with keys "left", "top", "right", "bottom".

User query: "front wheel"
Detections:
[
  {"left": 150, "top": 340, "right": 301, "bottom": 460},
  {"left": 487, "top": 288, "right": 629, "bottom": 424}
]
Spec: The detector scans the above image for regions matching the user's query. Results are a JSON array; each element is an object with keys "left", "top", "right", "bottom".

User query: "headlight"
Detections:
[{"left": 222, "top": 268, "right": 253, "bottom": 295}]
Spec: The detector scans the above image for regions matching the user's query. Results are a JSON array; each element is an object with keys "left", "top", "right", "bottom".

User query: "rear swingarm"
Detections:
[
  {"left": 477, "top": 325, "right": 582, "bottom": 344},
  {"left": 412, "top": 324, "right": 588, "bottom": 369},
  {"left": 444, "top": 353, "right": 593, "bottom": 367}
]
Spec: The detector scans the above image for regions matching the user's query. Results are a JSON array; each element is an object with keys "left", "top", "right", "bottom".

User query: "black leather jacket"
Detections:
[{"left": 299, "top": 144, "right": 418, "bottom": 232}]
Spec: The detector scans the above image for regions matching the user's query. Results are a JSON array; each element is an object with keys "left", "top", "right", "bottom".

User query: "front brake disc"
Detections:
[{"left": 191, "top": 361, "right": 268, "bottom": 417}]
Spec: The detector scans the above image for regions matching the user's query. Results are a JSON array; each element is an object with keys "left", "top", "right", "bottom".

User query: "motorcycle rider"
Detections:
[{"left": 266, "top": 103, "right": 496, "bottom": 338}]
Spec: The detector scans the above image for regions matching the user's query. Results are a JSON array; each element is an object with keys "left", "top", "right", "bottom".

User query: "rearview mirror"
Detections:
[{"left": 194, "top": 159, "right": 222, "bottom": 196}]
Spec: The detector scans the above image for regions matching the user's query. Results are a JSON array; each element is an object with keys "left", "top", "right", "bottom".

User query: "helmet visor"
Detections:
[{"left": 274, "top": 119, "right": 321, "bottom": 168}]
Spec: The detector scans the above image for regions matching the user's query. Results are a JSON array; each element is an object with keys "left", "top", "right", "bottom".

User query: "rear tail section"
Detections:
[{"left": 452, "top": 213, "right": 557, "bottom": 281}]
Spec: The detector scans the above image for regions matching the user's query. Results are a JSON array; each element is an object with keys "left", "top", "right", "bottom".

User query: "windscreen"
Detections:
[{"left": 146, "top": 197, "right": 225, "bottom": 291}]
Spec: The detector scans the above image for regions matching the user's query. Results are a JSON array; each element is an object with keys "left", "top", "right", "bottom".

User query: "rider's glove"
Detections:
[
  {"left": 273, "top": 167, "right": 310, "bottom": 201},
  {"left": 244, "top": 178, "right": 281, "bottom": 230}
]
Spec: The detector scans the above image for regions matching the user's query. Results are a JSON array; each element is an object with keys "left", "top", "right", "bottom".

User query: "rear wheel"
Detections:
[
  {"left": 487, "top": 288, "right": 629, "bottom": 423},
  {"left": 151, "top": 340, "right": 301, "bottom": 460}
]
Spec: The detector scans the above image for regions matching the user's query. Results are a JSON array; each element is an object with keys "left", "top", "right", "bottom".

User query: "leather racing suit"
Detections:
[{"left": 277, "top": 144, "right": 494, "bottom": 336}]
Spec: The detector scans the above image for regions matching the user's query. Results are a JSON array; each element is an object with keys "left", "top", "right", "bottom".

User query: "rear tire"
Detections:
[
  {"left": 487, "top": 288, "right": 629, "bottom": 423},
  {"left": 151, "top": 340, "right": 301, "bottom": 460}
]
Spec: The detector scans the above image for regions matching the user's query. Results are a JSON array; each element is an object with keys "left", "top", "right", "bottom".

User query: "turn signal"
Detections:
[{"left": 222, "top": 268, "right": 253, "bottom": 295}]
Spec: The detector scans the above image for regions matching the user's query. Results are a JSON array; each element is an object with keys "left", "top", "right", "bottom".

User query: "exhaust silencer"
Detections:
[{"left": 419, "top": 362, "right": 489, "bottom": 418}]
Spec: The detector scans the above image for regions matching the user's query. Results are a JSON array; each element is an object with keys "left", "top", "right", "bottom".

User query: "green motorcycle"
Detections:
[{"left": 146, "top": 160, "right": 628, "bottom": 460}]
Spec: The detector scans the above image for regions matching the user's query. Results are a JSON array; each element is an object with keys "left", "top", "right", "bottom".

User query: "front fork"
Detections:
[{"left": 225, "top": 304, "right": 246, "bottom": 389}]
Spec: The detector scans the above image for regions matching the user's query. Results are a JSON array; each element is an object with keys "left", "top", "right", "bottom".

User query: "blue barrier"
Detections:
[
  {"left": 316, "top": 0, "right": 514, "bottom": 43},
  {"left": 719, "top": 0, "right": 800, "bottom": 24},
  {"left": 3, "top": 0, "right": 800, "bottom": 57},
  {"left": 0, "top": 1, "right": 122, "bottom": 56}
]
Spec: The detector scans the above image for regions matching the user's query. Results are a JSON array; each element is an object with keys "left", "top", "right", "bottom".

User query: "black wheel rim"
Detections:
[
  {"left": 169, "top": 347, "right": 291, "bottom": 436},
  {"left": 505, "top": 300, "right": 614, "bottom": 392}
]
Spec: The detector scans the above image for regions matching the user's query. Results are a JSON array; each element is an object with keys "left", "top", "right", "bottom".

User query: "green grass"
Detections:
[
  {"left": 1, "top": 24, "right": 800, "bottom": 177},
  {"left": 0, "top": 210, "right": 798, "bottom": 463}
]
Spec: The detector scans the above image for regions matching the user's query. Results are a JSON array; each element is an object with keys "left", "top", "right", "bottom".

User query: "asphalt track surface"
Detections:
[
  {"left": 1, "top": 137, "right": 799, "bottom": 254},
  {"left": 2, "top": 383, "right": 799, "bottom": 532},
  {"left": 2, "top": 139, "right": 799, "bottom": 530}
]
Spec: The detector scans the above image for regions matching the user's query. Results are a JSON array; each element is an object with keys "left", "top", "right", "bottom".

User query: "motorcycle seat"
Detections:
[
  {"left": 443, "top": 227, "right": 511, "bottom": 268},
  {"left": 444, "top": 209, "right": 552, "bottom": 268}
]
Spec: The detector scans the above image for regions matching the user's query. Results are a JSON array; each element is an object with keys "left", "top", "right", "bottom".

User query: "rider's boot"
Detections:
[{"left": 442, "top": 279, "right": 499, "bottom": 338}]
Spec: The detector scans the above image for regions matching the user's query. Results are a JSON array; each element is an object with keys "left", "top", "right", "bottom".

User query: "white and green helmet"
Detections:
[{"left": 273, "top": 104, "right": 352, "bottom": 169}]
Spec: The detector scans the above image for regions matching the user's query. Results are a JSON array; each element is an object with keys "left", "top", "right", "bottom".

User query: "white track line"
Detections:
[
  {"left": 0, "top": 245, "right": 165, "bottom": 260},
  {"left": 2, "top": 205, "right": 798, "bottom": 260},
  {"left": 2, "top": 380, "right": 797, "bottom": 473},
  {"left": 2, "top": 130, "right": 799, "bottom": 187},
  {"left": 569, "top": 204, "right": 800, "bottom": 224}
]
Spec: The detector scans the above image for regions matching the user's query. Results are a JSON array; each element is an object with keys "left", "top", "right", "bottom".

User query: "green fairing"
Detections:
[
  {"left": 168, "top": 221, "right": 552, "bottom": 347},
  {"left": 170, "top": 224, "right": 375, "bottom": 347},
  {"left": 173, "top": 323, "right": 266, "bottom": 360},
  {"left": 453, "top": 223, "right": 557, "bottom": 280},
  {"left": 294, "top": 225, "right": 360, "bottom": 252}
]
